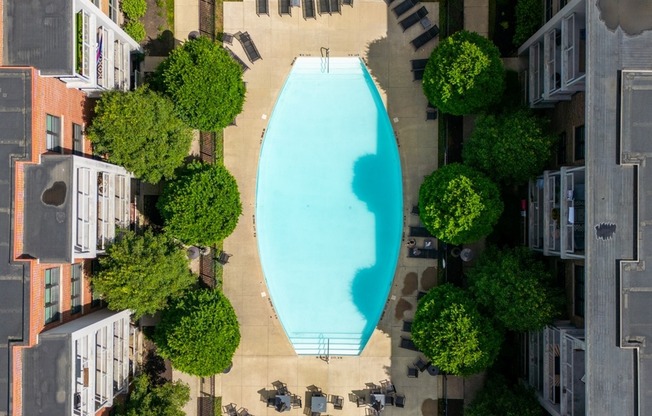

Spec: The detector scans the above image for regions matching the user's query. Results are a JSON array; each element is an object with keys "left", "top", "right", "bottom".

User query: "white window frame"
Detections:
[{"left": 44, "top": 267, "right": 61, "bottom": 324}]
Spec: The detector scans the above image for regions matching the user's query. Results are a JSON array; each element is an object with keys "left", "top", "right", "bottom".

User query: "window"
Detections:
[
  {"left": 73, "top": 123, "right": 83, "bottom": 155},
  {"left": 574, "top": 265, "right": 585, "bottom": 317},
  {"left": 109, "top": 0, "right": 120, "bottom": 23},
  {"left": 71, "top": 264, "right": 82, "bottom": 314},
  {"left": 557, "top": 131, "right": 567, "bottom": 165},
  {"left": 44, "top": 268, "right": 60, "bottom": 324},
  {"left": 574, "top": 125, "right": 585, "bottom": 161},
  {"left": 46, "top": 114, "right": 61, "bottom": 152},
  {"left": 545, "top": 0, "right": 553, "bottom": 21}
]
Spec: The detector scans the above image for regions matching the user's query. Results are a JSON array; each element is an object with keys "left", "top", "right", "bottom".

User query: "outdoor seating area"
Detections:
[
  {"left": 350, "top": 380, "right": 403, "bottom": 414},
  {"left": 223, "top": 403, "right": 252, "bottom": 416}
]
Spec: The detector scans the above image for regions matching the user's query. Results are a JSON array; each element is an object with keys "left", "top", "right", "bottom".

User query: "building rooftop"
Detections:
[
  {"left": 585, "top": 1, "right": 652, "bottom": 414},
  {"left": 0, "top": 68, "right": 32, "bottom": 415}
]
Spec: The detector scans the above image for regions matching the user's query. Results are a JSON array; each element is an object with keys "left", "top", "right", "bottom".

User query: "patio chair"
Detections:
[
  {"left": 414, "top": 356, "right": 430, "bottom": 372},
  {"left": 267, "top": 397, "right": 278, "bottom": 407},
  {"left": 395, "top": 394, "right": 406, "bottom": 408},
  {"left": 392, "top": 0, "right": 419, "bottom": 18},
  {"left": 330, "top": 394, "right": 344, "bottom": 409},
  {"left": 256, "top": 0, "right": 269, "bottom": 15},
  {"left": 399, "top": 6, "right": 428, "bottom": 31},
  {"left": 385, "top": 394, "right": 395, "bottom": 406},
  {"left": 225, "top": 47, "right": 250, "bottom": 73},
  {"left": 291, "top": 395, "right": 302, "bottom": 408},
  {"left": 279, "top": 0, "right": 292, "bottom": 15},
  {"left": 237, "top": 408, "right": 251, "bottom": 416},
  {"left": 222, "top": 33, "right": 234, "bottom": 45},
  {"left": 302, "top": 0, "right": 317, "bottom": 19},
  {"left": 407, "top": 366, "right": 419, "bottom": 378},
  {"left": 217, "top": 250, "right": 232, "bottom": 265},
  {"left": 380, "top": 379, "right": 396, "bottom": 394},
  {"left": 356, "top": 394, "right": 366, "bottom": 407},
  {"left": 273, "top": 380, "right": 288, "bottom": 395},
  {"left": 224, "top": 403, "right": 239, "bottom": 416},
  {"left": 413, "top": 69, "right": 424, "bottom": 81},
  {"left": 410, "top": 25, "right": 440, "bottom": 51}
]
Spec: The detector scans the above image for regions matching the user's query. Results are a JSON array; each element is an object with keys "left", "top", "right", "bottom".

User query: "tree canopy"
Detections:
[
  {"left": 468, "top": 246, "right": 562, "bottom": 332},
  {"left": 412, "top": 284, "right": 503, "bottom": 376},
  {"left": 157, "top": 161, "right": 242, "bottom": 247},
  {"left": 153, "top": 36, "right": 246, "bottom": 131},
  {"left": 423, "top": 30, "right": 505, "bottom": 115},
  {"left": 463, "top": 110, "right": 556, "bottom": 184},
  {"left": 466, "top": 374, "right": 543, "bottom": 416},
  {"left": 418, "top": 163, "right": 503, "bottom": 245},
  {"left": 91, "top": 230, "right": 196, "bottom": 318},
  {"left": 87, "top": 88, "right": 193, "bottom": 183},
  {"left": 154, "top": 288, "right": 240, "bottom": 376},
  {"left": 117, "top": 374, "right": 190, "bottom": 416}
]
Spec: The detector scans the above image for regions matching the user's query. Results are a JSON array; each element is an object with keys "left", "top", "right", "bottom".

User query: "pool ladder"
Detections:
[
  {"left": 319, "top": 337, "right": 330, "bottom": 363},
  {"left": 320, "top": 47, "right": 330, "bottom": 74}
]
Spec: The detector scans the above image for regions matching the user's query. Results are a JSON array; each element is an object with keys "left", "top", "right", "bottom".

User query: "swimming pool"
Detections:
[{"left": 256, "top": 57, "right": 403, "bottom": 355}]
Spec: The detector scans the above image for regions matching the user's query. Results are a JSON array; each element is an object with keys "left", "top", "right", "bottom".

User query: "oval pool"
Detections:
[{"left": 256, "top": 57, "right": 403, "bottom": 355}]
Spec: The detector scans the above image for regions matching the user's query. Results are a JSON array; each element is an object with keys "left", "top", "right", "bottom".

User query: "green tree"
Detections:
[
  {"left": 123, "top": 20, "right": 146, "bottom": 43},
  {"left": 514, "top": 0, "right": 543, "bottom": 46},
  {"left": 121, "top": 0, "right": 147, "bottom": 20},
  {"left": 468, "top": 247, "right": 562, "bottom": 332},
  {"left": 154, "top": 289, "right": 241, "bottom": 376},
  {"left": 418, "top": 163, "right": 503, "bottom": 245},
  {"left": 423, "top": 31, "right": 504, "bottom": 115},
  {"left": 154, "top": 36, "right": 246, "bottom": 131},
  {"left": 91, "top": 230, "right": 196, "bottom": 318},
  {"left": 466, "top": 374, "right": 543, "bottom": 416},
  {"left": 463, "top": 110, "right": 555, "bottom": 184},
  {"left": 87, "top": 88, "right": 193, "bottom": 183},
  {"left": 118, "top": 374, "right": 190, "bottom": 416},
  {"left": 412, "top": 284, "right": 503, "bottom": 376},
  {"left": 157, "top": 161, "right": 242, "bottom": 246}
]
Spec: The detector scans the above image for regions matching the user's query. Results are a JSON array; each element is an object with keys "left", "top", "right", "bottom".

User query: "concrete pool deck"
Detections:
[{"left": 177, "top": 1, "right": 462, "bottom": 414}]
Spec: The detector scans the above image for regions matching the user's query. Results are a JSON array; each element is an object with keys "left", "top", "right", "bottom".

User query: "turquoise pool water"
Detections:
[{"left": 256, "top": 57, "right": 403, "bottom": 355}]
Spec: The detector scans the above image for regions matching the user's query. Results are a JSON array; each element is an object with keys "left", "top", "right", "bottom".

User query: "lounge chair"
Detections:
[
  {"left": 395, "top": 394, "right": 406, "bottom": 408},
  {"left": 291, "top": 395, "right": 302, "bottom": 408},
  {"left": 279, "top": 0, "right": 292, "bottom": 15},
  {"left": 407, "top": 247, "right": 438, "bottom": 258},
  {"left": 318, "top": 0, "right": 330, "bottom": 14},
  {"left": 303, "top": 0, "right": 317, "bottom": 18},
  {"left": 399, "top": 336, "right": 419, "bottom": 351},
  {"left": 256, "top": 0, "right": 269, "bottom": 15},
  {"left": 407, "top": 366, "right": 419, "bottom": 378},
  {"left": 408, "top": 226, "right": 434, "bottom": 237},
  {"left": 410, "top": 58, "right": 428, "bottom": 71},
  {"left": 385, "top": 394, "right": 395, "bottom": 406},
  {"left": 330, "top": 0, "right": 342, "bottom": 14},
  {"left": 414, "top": 356, "right": 430, "bottom": 372},
  {"left": 235, "top": 31, "right": 262, "bottom": 63},
  {"left": 402, "top": 320, "right": 412, "bottom": 332},
  {"left": 410, "top": 25, "right": 440, "bottom": 50},
  {"left": 392, "top": 0, "right": 419, "bottom": 18},
  {"left": 399, "top": 6, "right": 428, "bottom": 31},
  {"left": 225, "top": 47, "right": 250, "bottom": 72},
  {"left": 426, "top": 105, "right": 438, "bottom": 120}
]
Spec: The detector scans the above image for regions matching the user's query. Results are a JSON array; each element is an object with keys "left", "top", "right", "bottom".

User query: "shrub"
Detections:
[
  {"left": 412, "top": 284, "right": 503, "bottom": 376},
  {"left": 468, "top": 247, "right": 562, "bottom": 332},
  {"left": 514, "top": 0, "right": 543, "bottom": 46},
  {"left": 153, "top": 37, "right": 246, "bottom": 131},
  {"left": 91, "top": 230, "right": 196, "bottom": 318},
  {"left": 157, "top": 161, "right": 242, "bottom": 246},
  {"left": 117, "top": 374, "right": 190, "bottom": 416},
  {"left": 87, "top": 88, "right": 193, "bottom": 183},
  {"left": 463, "top": 109, "right": 556, "bottom": 184},
  {"left": 466, "top": 374, "right": 543, "bottom": 416},
  {"left": 418, "top": 163, "right": 503, "bottom": 245},
  {"left": 154, "top": 289, "right": 241, "bottom": 376},
  {"left": 121, "top": 0, "right": 147, "bottom": 20},
  {"left": 422, "top": 30, "right": 504, "bottom": 115},
  {"left": 123, "top": 20, "right": 146, "bottom": 43}
]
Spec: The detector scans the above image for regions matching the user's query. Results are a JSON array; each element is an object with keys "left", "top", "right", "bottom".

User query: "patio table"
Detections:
[{"left": 311, "top": 395, "right": 327, "bottom": 413}]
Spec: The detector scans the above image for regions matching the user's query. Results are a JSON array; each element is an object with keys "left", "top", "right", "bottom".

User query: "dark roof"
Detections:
[
  {"left": 3, "top": 0, "right": 73, "bottom": 75},
  {"left": 21, "top": 336, "right": 71, "bottom": 416},
  {"left": 586, "top": 1, "right": 652, "bottom": 414},
  {"left": 23, "top": 156, "right": 74, "bottom": 264},
  {"left": 0, "top": 68, "right": 32, "bottom": 415}
]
